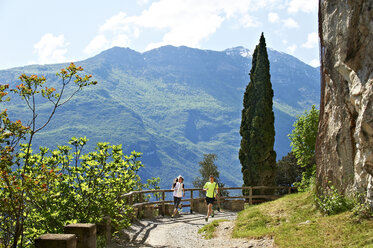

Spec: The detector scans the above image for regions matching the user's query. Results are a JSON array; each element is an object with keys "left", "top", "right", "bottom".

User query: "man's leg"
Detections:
[
  {"left": 205, "top": 202, "right": 212, "bottom": 221},
  {"left": 172, "top": 207, "right": 178, "bottom": 218}
]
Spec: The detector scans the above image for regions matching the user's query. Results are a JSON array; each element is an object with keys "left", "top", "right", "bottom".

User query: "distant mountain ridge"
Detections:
[{"left": 1, "top": 45, "right": 320, "bottom": 188}]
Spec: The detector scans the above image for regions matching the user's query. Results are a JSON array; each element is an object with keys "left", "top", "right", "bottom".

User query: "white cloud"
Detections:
[
  {"left": 111, "top": 34, "right": 131, "bottom": 47},
  {"left": 100, "top": 12, "right": 133, "bottom": 34},
  {"left": 287, "top": 0, "right": 318, "bottom": 13},
  {"left": 268, "top": 12, "right": 279, "bottom": 23},
  {"left": 286, "top": 44, "right": 297, "bottom": 55},
  {"left": 302, "top": 32, "right": 318, "bottom": 48},
  {"left": 129, "top": 0, "right": 226, "bottom": 48},
  {"left": 282, "top": 18, "right": 299, "bottom": 28},
  {"left": 85, "top": 0, "right": 287, "bottom": 54},
  {"left": 33, "top": 33, "right": 69, "bottom": 64},
  {"left": 240, "top": 14, "right": 261, "bottom": 27},
  {"left": 136, "top": 0, "right": 149, "bottom": 6},
  {"left": 84, "top": 35, "right": 109, "bottom": 55},
  {"left": 309, "top": 59, "right": 320, "bottom": 67}
]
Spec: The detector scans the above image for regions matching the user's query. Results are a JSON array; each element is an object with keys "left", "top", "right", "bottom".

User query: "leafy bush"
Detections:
[
  {"left": 316, "top": 183, "right": 373, "bottom": 220},
  {"left": 293, "top": 169, "right": 316, "bottom": 192},
  {"left": 315, "top": 183, "right": 354, "bottom": 215},
  {"left": 0, "top": 64, "right": 98, "bottom": 247},
  {"left": 0, "top": 65, "right": 159, "bottom": 247},
  {"left": 15, "top": 137, "right": 145, "bottom": 245},
  {"left": 288, "top": 105, "right": 319, "bottom": 188},
  {"left": 350, "top": 193, "right": 373, "bottom": 221},
  {"left": 351, "top": 202, "right": 373, "bottom": 220}
]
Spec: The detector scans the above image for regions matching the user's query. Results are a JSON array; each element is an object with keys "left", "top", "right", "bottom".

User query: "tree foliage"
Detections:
[
  {"left": 0, "top": 65, "right": 157, "bottom": 247},
  {"left": 0, "top": 63, "right": 97, "bottom": 247},
  {"left": 276, "top": 152, "right": 304, "bottom": 186},
  {"left": 193, "top": 154, "right": 226, "bottom": 197},
  {"left": 239, "top": 33, "right": 276, "bottom": 192},
  {"left": 19, "top": 138, "right": 144, "bottom": 245},
  {"left": 288, "top": 105, "right": 319, "bottom": 188}
]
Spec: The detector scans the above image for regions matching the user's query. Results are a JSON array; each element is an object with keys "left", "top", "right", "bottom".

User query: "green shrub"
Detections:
[
  {"left": 352, "top": 202, "right": 373, "bottom": 220},
  {"left": 315, "top": 183, "right": 354, "bottom": 215},
  {"left": 6, "top": 137, "right": 148, "bottom": 246},
  {"left": 350, "top": 193, "right": 373, "bottom": 221}
]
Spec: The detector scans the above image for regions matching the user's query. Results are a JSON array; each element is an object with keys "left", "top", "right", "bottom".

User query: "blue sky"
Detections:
[{"left": 0, "top": 0, "right": 319, "bottom": 70}]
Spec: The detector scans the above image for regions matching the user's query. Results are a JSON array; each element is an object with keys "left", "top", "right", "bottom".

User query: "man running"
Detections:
[{"left": 203, "top": 175, "right": 219, "bottom": 222}]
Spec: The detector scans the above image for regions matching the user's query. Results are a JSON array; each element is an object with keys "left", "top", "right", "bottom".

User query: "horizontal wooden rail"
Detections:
[{"left": 122, "top": 186, "right": 297, "bottom": 216}]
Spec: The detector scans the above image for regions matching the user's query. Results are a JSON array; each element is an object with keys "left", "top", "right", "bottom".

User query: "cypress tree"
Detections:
[{"left": 239, "top": 33, "right": 277, "bottom": 193}]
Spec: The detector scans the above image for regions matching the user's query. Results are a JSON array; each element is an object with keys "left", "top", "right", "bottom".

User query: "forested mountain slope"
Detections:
[{"left": 1, "top": 45, "right": 320, "bottom": 187}]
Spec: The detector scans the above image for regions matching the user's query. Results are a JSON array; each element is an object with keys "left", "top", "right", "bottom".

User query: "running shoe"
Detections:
[{"left": 205, "top": 217, "right": 208, "bottom": 222}]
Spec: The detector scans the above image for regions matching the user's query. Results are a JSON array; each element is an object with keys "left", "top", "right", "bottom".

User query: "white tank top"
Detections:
[{"left": 173, "top": 182, "right": 183, "bottom": 197}]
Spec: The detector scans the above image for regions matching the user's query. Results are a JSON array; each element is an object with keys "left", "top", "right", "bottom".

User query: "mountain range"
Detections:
[{"left": 1, "top": 45, "right": 320, "bottom": 188}]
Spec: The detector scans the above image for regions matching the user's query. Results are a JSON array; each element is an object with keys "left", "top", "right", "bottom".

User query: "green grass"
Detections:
[
  {"left": 198, "top": 219, "right": 228, "bottom": 239},
  {"left": 233, "top": 192, "right": 373, "bottom": 248}
]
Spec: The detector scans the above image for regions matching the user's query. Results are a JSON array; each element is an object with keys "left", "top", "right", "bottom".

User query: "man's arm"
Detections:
[{"left": 203, "top": 182, "right": 208, "bottom": 191}]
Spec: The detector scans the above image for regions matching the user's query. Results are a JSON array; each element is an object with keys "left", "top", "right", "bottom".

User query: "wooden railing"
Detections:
[{"left": 122, "top": 186, "right": 297, "bottom": 216}]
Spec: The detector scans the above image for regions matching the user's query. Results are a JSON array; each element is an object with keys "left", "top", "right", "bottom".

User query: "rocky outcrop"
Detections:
[{"left": 317, "top": 0, "right": 373, "bottom": 206}]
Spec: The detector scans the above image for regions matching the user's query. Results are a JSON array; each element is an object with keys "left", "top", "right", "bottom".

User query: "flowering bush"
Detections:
[{"left": 0, "top": 65, "right": 158, "bottom": 247}]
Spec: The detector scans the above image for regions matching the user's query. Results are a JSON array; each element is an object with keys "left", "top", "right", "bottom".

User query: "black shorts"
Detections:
[
  {"left": 206, "top": 197, "right": 215, "bottom": 205},
  {"left": 174, "top": 196, "right": 181, "bottom": 208}
]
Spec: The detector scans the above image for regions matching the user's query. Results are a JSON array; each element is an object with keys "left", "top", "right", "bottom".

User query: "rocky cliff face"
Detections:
[{"left": 317, "top": 0, "right": 373, "bottom": 206}]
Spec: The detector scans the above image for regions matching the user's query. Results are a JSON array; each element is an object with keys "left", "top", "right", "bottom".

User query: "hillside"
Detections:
[
  {"left": 232, "top": 192, "right": 373, "bottom": 247},
  {"left": 1, "top": 45, "right": 320, "bottom": 187}
]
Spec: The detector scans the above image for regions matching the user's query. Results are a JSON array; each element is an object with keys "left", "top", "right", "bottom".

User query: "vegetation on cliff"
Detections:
[{"left": 288, "top": 105, "right": 319, "bottom": 188}]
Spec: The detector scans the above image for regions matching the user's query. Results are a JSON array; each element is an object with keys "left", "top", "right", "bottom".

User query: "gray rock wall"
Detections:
[{"left": 317, "top": 0, "right": 373, "bottom": 206}]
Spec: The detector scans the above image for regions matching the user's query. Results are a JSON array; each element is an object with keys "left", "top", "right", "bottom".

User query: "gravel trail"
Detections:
[{"left": 109, "top": 210, "right": 274, "bottom": 248}]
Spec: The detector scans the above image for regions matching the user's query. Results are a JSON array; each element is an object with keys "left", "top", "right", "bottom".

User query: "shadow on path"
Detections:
[{"left": 110, "top": 210, "right": 239, "bottom": 247}]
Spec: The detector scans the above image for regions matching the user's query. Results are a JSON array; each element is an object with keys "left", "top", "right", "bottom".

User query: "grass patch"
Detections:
[
  {"left": 233, "top": 191, "right": 373, "bottom": 248},
  {"left": 198, "top": 219, "right": 228, "bottom": 239}
]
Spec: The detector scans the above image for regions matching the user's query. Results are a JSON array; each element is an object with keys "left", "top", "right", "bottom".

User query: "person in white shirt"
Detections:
[{"left": 171, "top": 175, "right": 185, "bottom": 218}]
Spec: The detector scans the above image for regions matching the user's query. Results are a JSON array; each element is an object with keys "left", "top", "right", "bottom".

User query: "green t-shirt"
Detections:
[{"left": 203, "top": 182, "right": 218, "bottom": 198}]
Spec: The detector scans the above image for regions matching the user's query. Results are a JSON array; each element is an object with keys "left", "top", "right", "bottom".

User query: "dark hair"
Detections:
[{"left": 209, "top": 175, "right": 214, "bottom": 178}]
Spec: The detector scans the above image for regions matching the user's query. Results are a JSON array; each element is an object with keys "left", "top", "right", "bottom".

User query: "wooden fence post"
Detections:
[
  {"left": 190, "top": 190, "right": 194, "bottom": 214},
  {"left": 139, "top": 192, "right": 143, "bottom": 216},
  {"left": 35, "top": 234, "right": 77, "bottom": 248},
  {"left": 64, "top": 224, "right": 96, "bottom": 248},
  {"left": 162, "top": 191, "right": 166, "bottom": 216},
  {"left": 249, "top": 187, "right": 253, "bottom": 205}
]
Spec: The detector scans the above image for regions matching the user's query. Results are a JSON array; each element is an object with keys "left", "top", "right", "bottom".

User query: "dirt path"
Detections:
[{"left": 109, "top": 210, "right": 274, "bottom": 248}]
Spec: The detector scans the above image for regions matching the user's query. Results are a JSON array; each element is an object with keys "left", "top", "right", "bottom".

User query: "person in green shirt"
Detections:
[{"left": 203, "top": 175, "right": 219, "bottom": 222}]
